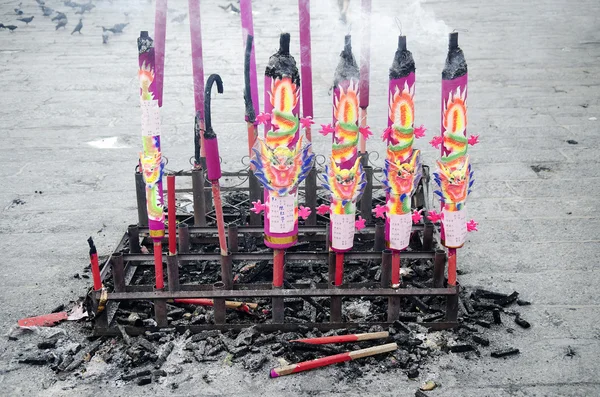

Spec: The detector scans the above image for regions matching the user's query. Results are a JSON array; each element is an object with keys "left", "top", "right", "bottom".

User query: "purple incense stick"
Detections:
[
  {"left": 154, "top": 0, "right": 168, "bottom": 107},
  {"left": 188, "top": 0, "right": 205, "bottom": 121},
  {"left": 298, "top": 0, "right": 313, "bottom": 121},
  {"left": 359, "top": 0, "right": 371, "bottom": 109},
  {"left": 240, "top": 0, "right": 260, "bottom": 121}
]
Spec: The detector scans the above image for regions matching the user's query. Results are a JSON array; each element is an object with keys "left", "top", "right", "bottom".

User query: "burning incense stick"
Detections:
[
  {"left": 188, "top": 0, "right": 206, "bottom": 165},
  {"left": 270, "top": 343, "right": 398, "bottom": 377},
  {"left": 154, "top": 0, "right": 167, "bottom": 107},
  {"left": 358, "top": 0, "right": 371, "bottom": 155},
  {"left": 290, "top": 331, "right": 388, "bottom": 344},
  {"left": 87, "top": 237, "right": 101, "bottom": 291}
]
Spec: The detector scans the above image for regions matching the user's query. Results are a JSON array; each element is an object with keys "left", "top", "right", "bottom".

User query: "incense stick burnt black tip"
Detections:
[
  {"left": 194, "top": 113, "right": 201, "bottom": 166},
  {"left": 389, "top": 35, "right": 415, "bottom": 80},
  {"left": 442, "top": 32, "right": 467, "bottom": 80},
  {"left": 204, "top": 74, "right": 224, "bottom": 140},
  {"left": 244, "top": 35, "right": 256, "bottom": 123},
  {"left": 137, "top": 31, "right": 154, "bottom": 54},
  {"left": 333, "top": 35, "right": 359, "bottom": 87},
  {"left": 87, "top": 236, "right": 97, "bottom": 255},
  {"left": 265, "top": 33, "right": 300, "bottom": 86}
]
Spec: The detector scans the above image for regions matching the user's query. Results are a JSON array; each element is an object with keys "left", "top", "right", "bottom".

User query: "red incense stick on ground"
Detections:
[
  {"left": 290, "top": 331, "right": 388, "bottom": 344},
  {"left": 87, "top": 237, "right": 102, "bottom": 291},
  {"left": 270, "top": 343, "right": 397, "bottom": 377}
]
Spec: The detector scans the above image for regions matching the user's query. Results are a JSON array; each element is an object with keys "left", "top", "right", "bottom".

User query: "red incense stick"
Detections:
[
  {"left": 153, "top": 241, "right": 164, "bottom": 289},
  {"left": 290, "top": 331, "right": 388, "bottom": 344},
  {"left": 87, "top": 237, "right": 102, "bottom": 291},
  {"left": 391, "top": 251, "right": 401, "bottom": 288},
  {"left": 167, "top": 174, "right": 177, "bottom": 255}
]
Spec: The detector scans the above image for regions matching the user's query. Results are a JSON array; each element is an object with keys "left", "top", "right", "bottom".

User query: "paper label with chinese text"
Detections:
[
  {"left": 331, "top": 214, "right": 355, "bottom": 251},
  {"left": 141, "top": 100, "right": 161, "bottom": 137},
  {"left": 268, "top": 194, "right": 296, "bottom": 233},
  {"left": 443, "top": 209, "right": 467, "bottom": 248},
  {"left": 389, "top": 213, "right": 412, "bottom": 251}
]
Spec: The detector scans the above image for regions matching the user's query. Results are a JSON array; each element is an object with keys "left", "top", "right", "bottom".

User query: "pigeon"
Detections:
[
  {"left": 111, "top": 23, "right": 128, "bottom": 33},
  {"left": 219, "top": 3, "right": 240, "bottom": 13},
  {"left": 15, "top": 8, "right": 24, "bottom": 15},
  {"left": 55, "top": 18, "right": 67, "bottom": 30},
  {"left": 71, "top": 18, "right": 82, "bottom": 34},
  {"left": 0, "top": 24, "right": 4, "bottom": 30},
  {"left": 17, "top": 16, "right": 34, "bottom": 25},
  {"left": 52, "top": 12, "right": 67, "bottom": 21},
  {"left": 76, "top": 3, "right": 95, "bottom": 14},
  {"left": 36, "top": 0, "right": 46, "bottom": 5},
  {"left": 171, "top": 13, "right": 187, "bottom": 23},
  {"left": 5, "top": 25, "right": 18, "bottom": 32},
  {"left": 41, "top": 6, "right": 54, "bottom": 17},
  {"left": 102, "top": 30, "right": 109, "bottom": 44},
  {"left": 64, "top": 1, "right": 81, "bottom": 8}
]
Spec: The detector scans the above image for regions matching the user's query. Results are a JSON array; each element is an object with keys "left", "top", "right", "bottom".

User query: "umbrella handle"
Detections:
[{"left": 204, "top": 74, "right": 223, "bottom": 138}]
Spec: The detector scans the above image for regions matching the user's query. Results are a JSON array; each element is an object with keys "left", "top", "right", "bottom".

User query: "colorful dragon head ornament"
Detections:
[
  {"left": 139, "top": 150, "right": 164, "bottom": 189},
  {"left": 434, "top": 156, "right": 474, "bottom": 211},
  {"left": 383, "top": 149, "right": 422, "bottom": 215},
  {"left": 251, "top": 136, "right": 313, "bottom": 197},
  {"left": 322, "top": 157, "right": 366, "bottom": 214}
]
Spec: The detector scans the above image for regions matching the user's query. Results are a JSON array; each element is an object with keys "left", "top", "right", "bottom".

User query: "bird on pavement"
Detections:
[
  {"left": 55, "top": 18, "right": 67, "bottom": 30},
  {"left": 52, "top": 12, "right": 66, "bottom": 21},
  {"left": 111, "top": 23, "right": 128, "bottom": 33},
  {"left": 71, "top": 18, "right": 83, "bottom": 34},
  {"left": 5, "top": 25, "right": 18, "bottom": 32},
  {"left": 41, "top": 6, "right": 54, "bottom": 17},
  {"left": 17, "top": 16, "right": 34, "bottom": 25},
  {"left": 36, "top": 0, "right": 45, "bottom": 5},
  {"left": 15, "top": 8, "right": 24, "bottom": 15},
  {"left": 219, "top": 3, "right": 240, "bottom": 14},
  {"left": 102, "top": 30, "right": 109, "bottom": 44}
]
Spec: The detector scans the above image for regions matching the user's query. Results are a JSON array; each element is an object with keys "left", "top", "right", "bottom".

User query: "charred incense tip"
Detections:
[
  {"left": 344, "top": 34, "right": 352, "bottom": 54},
  {"left": 87, "top": 236, "right": 97, "bottom": 254},
  {"left": 449, "top": 32, "right": 459, "bottom": 49},
  {"left": 279, "top": 33, "right": 290, "bottom": 55},
  {"left": 398, "top": 35, "right": 407, "bottom": 51},
  {"left": 269, "top": 369, "right": 280, "bottom": 378},
  {"left": 140, "top": 30, "right": 149, "bottom": 38}
]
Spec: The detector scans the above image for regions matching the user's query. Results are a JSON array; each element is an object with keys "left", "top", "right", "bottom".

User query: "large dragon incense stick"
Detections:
[
  {"left": 319, "top": 36, "right": 369, "bottom": 286},
  {"left": 379, "top": 35, "right": 425, "bottom": 287},
  {"left": 251, "top": 34, "right": 314, "bottom": 306},
  {"left": 433, "top": 32, "right": 477, "bottom": 286},
  {"left": 138, "top": 31, "right": 165, "bottom": 290},
  {"left": 188, "top": 0, "right": 206, "bottom": 166}
]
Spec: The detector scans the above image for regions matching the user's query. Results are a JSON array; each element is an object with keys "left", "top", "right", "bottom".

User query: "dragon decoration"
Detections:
[
  {"left": 251, "top": 76, "right": 314, "bottom": 249},
  {"left": 137, "top": 37, "right": 165, "bottom": 240},
  {"left": 318, "top": 79, "right": 370, "bottom": 252},
  {"left": 429, "top": 85, "right": 479, "bottom": 248}
]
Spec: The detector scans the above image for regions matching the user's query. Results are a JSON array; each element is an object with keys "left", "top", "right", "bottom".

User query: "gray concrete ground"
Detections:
[{"left": 1, "top": 0, "right": 599, "bottom": 395}]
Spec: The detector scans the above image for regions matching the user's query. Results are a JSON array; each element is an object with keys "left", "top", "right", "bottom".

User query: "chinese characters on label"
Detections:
[
  {"left": 331, "top": 214, "right": 355, "bottom": 251},
  {"left": 389, "top": 213, "right": 412, "bottom": 251},
  {"left": 141, "top": 100, "right": 161, "bottom": 136},
  {"left": 443, "top": 209, "right": 467, "bottom": 248},
  {"left": 268, "top": 194, "right": 296, "bottom": 233}
]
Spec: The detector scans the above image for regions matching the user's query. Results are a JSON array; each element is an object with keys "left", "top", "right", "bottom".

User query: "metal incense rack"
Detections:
[{"left": 91, "top": 159, "right": 459, "bottom": 336}]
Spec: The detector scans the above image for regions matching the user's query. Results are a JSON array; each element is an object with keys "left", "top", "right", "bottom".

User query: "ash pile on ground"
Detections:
[{"left": 6, "top": 286, "right": 532, "bottom": 391}]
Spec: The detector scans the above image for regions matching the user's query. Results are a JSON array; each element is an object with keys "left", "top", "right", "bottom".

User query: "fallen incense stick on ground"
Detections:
[
  {"left": 290, "top": 331, "right": 388, "bottom": 344},
  {"left": 270, "top": 342, "right": 397, "bottom": 377},
  {"left": 173, "top": 298, "right": 257, "bottom": 313}
]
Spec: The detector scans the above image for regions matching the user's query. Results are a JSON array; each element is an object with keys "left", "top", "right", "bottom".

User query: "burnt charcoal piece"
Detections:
[
  {"left": 472, "top": 335, "right": 490, "bottom": 347},
  {"left": 154, "top": 342, "right": 174, "bottom": 368},
  {"left": 514, "top": 316, "right": 531, "bottom": 329},
  {"left": 495, "top": 291, "right": 519, "bottom": 307},
  {"left": 122, "top": 369, "right": 151, "bottom": 381},
  {"left": 137, "top": 377, "right": 152, "bottom": 386},
  {"left": 475, "top": 289, "right": 509, "bottom": 300},
  {"left": 517, "top": 299, "right": 531, "bottom": 306},
  {"left": 415, "top": 391, "right": 428, "bottom": 397},
  {"left": 234, "top": 327, "right": 258, "bottom": 347},
  {"left": 475, "top": 319, "right": 492, "bottom": 329},
  {"left": 19, "top": 354, "right": 52, "bottom": 365},
  {"left": 231, "top": 346, "right": 250, "bottom": 358},
  {"left": 462, "top": 297, "right": 475, "bottom": 314},
  {"left": 37, "top": 340, "right": 57, "bottom": 349},
  {"left": 191, "top": 330, "right": 220, "bottom": 342},
  {"left": 493, "top": 309, "right": 502, "bottom": 324},
  {"left": 137, "top": 338, "right": 157, "bottom": 354},
  {"left": 491, "top": 348, "right": 520, "bottom": 358},
  {"left": 398, "top": 312, "right": 419, "bottom": 322},
  {"left": 449, "top": 344, "right": 475, "bottom": 353},
  {"left": 407, "top": 367, "right": 419, "bottom": 379}
]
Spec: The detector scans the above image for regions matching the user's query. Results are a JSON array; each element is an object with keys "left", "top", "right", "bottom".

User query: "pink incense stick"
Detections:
[
  {"left": 358, "top": 0, "right": 371, "bottom": 154},
  {"left": 154, "top": 0, "right": 167, "bottom": 107},
  {"left": 298, "top": 0, "right": 313, "bottom": 144},
  {"left": 188, "top": 0, "right": 205, "bottom": 121}
]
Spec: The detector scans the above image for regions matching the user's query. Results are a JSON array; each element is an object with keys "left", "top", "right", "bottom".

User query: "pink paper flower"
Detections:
[
  {"left": 414, "top": 125, "right": 426, "bottom": 139},
  {"left": 319, "top": 123, "right": 335, "bottom": 136},
  {"left": 468, "top": 134, "right": 480, "bottom": 146},
  {"left": 300, "top": 116, "right": 315, "bottom": 129},
  {"left": 372, "top": 204, "right": 388, "bottom": 219},
  {"left": 355, "top": 216, "right": 366, "bottom": 230},
  {"left": 359, "top": 125, "right": 373, "bottom": 140},
  {"left": 412, "top": 209, "right": 423, "bottom": 224},
  {"left": 256, "top": 112, "right": 271, "bottom": 125},
  {"left": 298, "top": 206, "right": 311, "bottom": 220},
  {"left": 429, "top": 136, "right": 443, "bottom": 149},
  {"left": 467, "top": 219, "right": 479, "bottom": 232},
  {"left": 426, "top": 209, "right": 443, "bottom": 223},
  {"left": 316, "top": 204, "right": 331, "bottom": 215},
  {"left": 381, "top": 126, "right": 393, "bottom": 141},
  {"left": 250, "top": 200, "right": 265, "bottom": 214}
]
